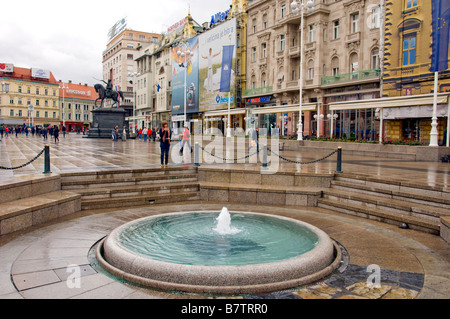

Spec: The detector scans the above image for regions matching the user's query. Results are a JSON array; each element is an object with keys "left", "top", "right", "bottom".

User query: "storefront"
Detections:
[
  {"left": 328, "top": 93, "right": 450, "bottom": 146},
  {"left": 203, "top": 108, "right": 246, "bottom": 135}
]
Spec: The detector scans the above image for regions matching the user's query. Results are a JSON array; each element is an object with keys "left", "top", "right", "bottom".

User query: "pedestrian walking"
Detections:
[
  {"left": 53, "top": 125, "right": 60, "bottom": 143},
  {"left": 122, "top": 126, "right": 127, "bottom": 141},
  {"left": 42, "top": 127, "right": 48, "bottom": 140},
  {"left": 152, "top": 127, "right": 156, "bottom": 142},
  {"left": 159, "top": 121, "right": 171, "bottom": 167},
  {"left": 179, "top": 125, "right": 192, "bottom": 153},
  {"left": 143, "top": 127, "right": 148, "bottom": 142},
  {"left": 147, "top": 127, "right": 152, "bottom": 142}
]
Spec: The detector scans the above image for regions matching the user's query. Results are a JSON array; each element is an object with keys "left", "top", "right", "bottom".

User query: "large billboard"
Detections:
[
  {"left": 198, "top": 18, "right": 237, "bottom": 112},
  {"left": 171, "top": 37, "right": 199, "bottom": 115}
]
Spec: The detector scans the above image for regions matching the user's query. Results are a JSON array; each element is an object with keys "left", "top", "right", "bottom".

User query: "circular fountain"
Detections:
[{"left": 97, "top": 208, "right": 340, "bottom": 295}]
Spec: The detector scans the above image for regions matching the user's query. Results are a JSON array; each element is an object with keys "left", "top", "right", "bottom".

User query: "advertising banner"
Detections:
[
  {"left": 0, "top": 63, "right": 14, "bottom": 73},
  {"left": 198, "top": 18, "right": 237, "bottom": 112},
  {"left": 172, "top": 37, "right": 199, "bottom": 115}
]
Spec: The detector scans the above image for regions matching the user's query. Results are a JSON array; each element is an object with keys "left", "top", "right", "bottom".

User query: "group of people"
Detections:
[
  {"left": 137, "top": 127, "right": 157, "bottom": 142},
  {"left": 0, "top": 124, "right": 64, "bottom": 143}
]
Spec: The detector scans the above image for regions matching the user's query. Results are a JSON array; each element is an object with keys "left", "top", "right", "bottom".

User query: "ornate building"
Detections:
[
  {"left": 0, "top": 65, "right": 60, "bottom": 128},
  {"left": 382, "top": 0, "right": 449, "bottom": 144},
  {"left": 245, "top": 0, "right": 382, "bottom": 139}
]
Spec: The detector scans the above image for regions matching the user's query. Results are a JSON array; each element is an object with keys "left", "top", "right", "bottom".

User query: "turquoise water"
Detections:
[{"left": 118, "top": 212, "right": 319, "bottom": 266}]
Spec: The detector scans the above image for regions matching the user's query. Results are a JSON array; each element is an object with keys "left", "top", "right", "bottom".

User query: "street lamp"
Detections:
[
  {"left": 177, "top": 43, "right": 192, "bottom": 130},
  {"left": 327, "top": 113, "right": 339, "bottom": 139},
  {"left": 291, "top": 0, "right": 314, "bottom": 141},
  {"left": 59, "top": 82, "right": 66, "bottom": 127},
  {"left": 128, "top": 72, "right": 140, "bottom": 134}
]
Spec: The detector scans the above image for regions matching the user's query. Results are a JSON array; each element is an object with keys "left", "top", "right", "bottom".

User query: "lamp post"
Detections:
[
  {"left": 291, "top": 0, "right": 314, "bottom": 141},
  {"left": 59, "top": 82, "right": 66, "bottom": 127},
  {"left": 327, "top": 112, "right": 339, "bottom": 139},
  {"left": 128, "top": 72, "right": 140, "bottom": 134},
  {"left": 177, "top": 43, "right": 192, "bottom": 130}
]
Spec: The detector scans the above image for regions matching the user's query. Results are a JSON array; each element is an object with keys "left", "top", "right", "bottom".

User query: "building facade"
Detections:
[
  {"left": 102, "top": 29, "right": 163, "bottom": 119},
  {"left": 246, "top": 0, "right": 382, "bottom": 139},
  {"left": 0, "top": 65, "right": 60, "bottom": 128},
  {"left": 382, "top": 0, "right": 449, "bottom": 144},
  {"left": 58, "top": 80, "right": 97, "bottom": 132}
]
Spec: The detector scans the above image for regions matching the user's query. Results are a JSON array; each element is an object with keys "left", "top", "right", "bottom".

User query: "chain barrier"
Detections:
[
  {"left": 0, "top": 147, "right": 46, "bottom": 170},
  {"left": 197, "top": 144, "right": 338, "bottom": 165},
  {"left": 267, "top": 146, "right": 339, "bottom": 165},
  {"left": 199, "top": 145, "right": 260, "bottom": 162}
]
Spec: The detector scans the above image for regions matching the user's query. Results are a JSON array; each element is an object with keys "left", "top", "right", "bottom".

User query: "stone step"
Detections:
[
  {"left": 317, "top": 198, "right": 440, "bottom": 235},
  {"left": 61, "top": 174, "right": 198, "bottom": 190},
  {"left": 60, "top": 166, "right": 197, "bottom": 183},
  {"left": 0, "top": 191, "right": 81, "bottom": 235},
  {"left": 335, "top": 173, "right": 449, "bottom": 200},
  {"left": 331, "top": 180, "right": 450, "bottom": 210},
  {"left": 322, "top": 189, "right": 450, "bottom": 223},
  {"left": 199, "top": 181, "right": 323, "bottom": 206},
  {"left": 81, "top": 191, "right": 200, "bottom": 210},
  {"left": 76, "top": 182, "right": 200, "bottom": 200}
]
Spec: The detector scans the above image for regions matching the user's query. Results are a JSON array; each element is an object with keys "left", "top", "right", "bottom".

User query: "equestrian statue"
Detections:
[{"left": 94, "top": 79, "right": 124, "bottom": 108}]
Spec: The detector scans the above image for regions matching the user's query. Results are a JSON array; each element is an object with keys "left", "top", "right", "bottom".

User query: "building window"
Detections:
[
  {"left": 18, "top": 86, "right": 22, "bottom": 93},
  {"left": 372, "top": 6, "right": 381, "bottom": 29},
  {"left": 307, "top": 60, "right": 314, "bottom": 80},
  {"left": 10, "top": 109, "right": 14, "bottom": 116},
  {"left": 281, "top": 4, "right": 286, "bottom": 18},
  {"left": 372, "top": 49, "right": 380, "bottom": 69},
  {"left": 402, "top": 35, "right": 416, "bottom": 66},
  {"left": 261, "top": 43, "right": 267, "bottom": 58},
  {"left": 36, "top": 88, "right": 40, "bottom": 95},
  {"left": 406, "top": 0, "right": 418, "bottom": 9},
  {"left": 252, "top": 47, "right": 257, "bottom": 62},
  {"left": 45, "top": 111, "right": 48, "bottom": 118},
  {"left": 333, "top": 20, "right": 340, "bottom": 39},
  {"left": 351, "top": 13, "right": 359, "bottom": 33},
  {"left": 309, "top": 24, "right": 315, "bottom": 43},
  {"left": 280, "top": 34, "right": 285, "bottom": 51}
]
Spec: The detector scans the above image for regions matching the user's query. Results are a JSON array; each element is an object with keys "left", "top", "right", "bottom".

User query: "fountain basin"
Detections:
[{"left": 97, "top": 211, "right": 340, "bottom": 295}]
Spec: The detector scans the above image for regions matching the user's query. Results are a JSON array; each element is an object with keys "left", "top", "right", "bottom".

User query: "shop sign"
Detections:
[{"left": 247, "top": 96, "right": 271, "bottom": 104}]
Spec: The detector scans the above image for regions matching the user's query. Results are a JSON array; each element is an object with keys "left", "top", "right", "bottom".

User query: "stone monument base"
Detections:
[{"left": 87, "top": 107, "right": 128, "bottom": 139}]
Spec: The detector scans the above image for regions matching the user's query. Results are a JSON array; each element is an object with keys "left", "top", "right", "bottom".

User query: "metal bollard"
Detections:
[
  {"left": 262, "top": 144, "right": 268, "bottom": 169},
  {"left": 194, "top": 142, "right": 200, "bottom": 167},
  {"left": 43, "top": 145, "right": 51, "bottom": 174},
  {"left": 335, "top": 146, "right": 342, "bottom": 173}
]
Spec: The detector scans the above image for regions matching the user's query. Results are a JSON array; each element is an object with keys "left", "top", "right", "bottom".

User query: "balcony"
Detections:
[
  {"left": 243, "top": 86, "right": 273, "bottom": 97},
  {"left": 321, "top": 68, "right": 381, "bottom": 86}
]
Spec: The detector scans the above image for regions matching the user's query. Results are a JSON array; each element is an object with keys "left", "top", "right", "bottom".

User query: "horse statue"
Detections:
[{"left": 94, "top": 80, "right": 124, "bottom": 108}]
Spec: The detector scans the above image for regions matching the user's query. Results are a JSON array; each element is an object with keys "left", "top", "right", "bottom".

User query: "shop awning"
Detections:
[
  {"left": 328, "top": 93, "right": 450, "bottom": 111},
  {"left": 204, "top": 108, "right": 246, "bottom": 117},
  {"left": 251, "top": 103, "right": 318, "bottom": 115}
]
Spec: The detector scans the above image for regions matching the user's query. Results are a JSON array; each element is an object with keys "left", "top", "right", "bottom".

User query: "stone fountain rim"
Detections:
[{"left": 98, "top": 211, "right": 339, "bottom": 295}]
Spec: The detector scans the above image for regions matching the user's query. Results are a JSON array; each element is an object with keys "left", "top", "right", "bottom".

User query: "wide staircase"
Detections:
[
  {"left": 60, "top": 166, "right": 200, "bottom": 210},
  {"left": 0, "top": 174, "right": 81, "bottom": 236},
  {"left": 318, "top": 173, "right": 450, "bottom": 235}
]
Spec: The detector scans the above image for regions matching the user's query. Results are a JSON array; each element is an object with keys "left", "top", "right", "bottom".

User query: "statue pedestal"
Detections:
[{"left": 86, "top": 107, "right": 128, "bottom": 139}]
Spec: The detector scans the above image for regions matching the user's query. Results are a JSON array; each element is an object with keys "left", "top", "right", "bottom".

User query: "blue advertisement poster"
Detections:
[
  {"left": 172, "top": 37, "right": 199, "bottom": 115},
  {"left": 198, "top": 18, "right": 237, "bottom": 112}
]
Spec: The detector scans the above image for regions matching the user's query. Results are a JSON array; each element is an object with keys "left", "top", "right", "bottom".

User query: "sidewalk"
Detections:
[{"left": 1, "top": 134, "right": 449, "bottom": 188}]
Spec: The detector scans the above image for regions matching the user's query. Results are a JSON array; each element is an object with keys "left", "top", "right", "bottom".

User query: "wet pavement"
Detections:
[
  {"left": 0, "top": 133, "right": 449, "bottom": 300},
  {"left": 1, "top": 133, "right": 449, "bottom": 188}
]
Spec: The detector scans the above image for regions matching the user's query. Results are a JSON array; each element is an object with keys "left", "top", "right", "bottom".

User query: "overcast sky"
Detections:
[{"left": 0, "top": 0, "right": 229, "bottom": 86}]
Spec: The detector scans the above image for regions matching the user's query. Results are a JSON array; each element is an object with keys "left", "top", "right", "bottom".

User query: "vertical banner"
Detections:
[
  {"left": 171, "top": 37, "right": 199, "bottom": 115},
  {"left": 430, "top": 0, "right": 450, "bottom": 72},
  {"left": 220, "top": 45, "right": 235, "bottom": 93},
  {"left": 199, "top": 18, "right": 237, "bottom": 112}
]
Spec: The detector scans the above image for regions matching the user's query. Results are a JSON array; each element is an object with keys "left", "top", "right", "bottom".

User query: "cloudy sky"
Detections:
[{"left": 0, "top": 0, "right": 229, "bottom": 86}]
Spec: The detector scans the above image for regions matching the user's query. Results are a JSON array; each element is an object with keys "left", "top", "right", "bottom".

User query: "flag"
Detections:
[
  {"left": 219, "top": 45, "right": 234, "bottom": 93},
  {"left": 430, "top": 0, "right": 450, "bottom": 72}
]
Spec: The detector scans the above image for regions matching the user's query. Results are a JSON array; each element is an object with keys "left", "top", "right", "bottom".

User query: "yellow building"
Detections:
[
  {"left": 0, "top": 65, "right": 60, "bottom": 128},
  {"left": 382, "top": 0, "right": 449, "bottom": 144}
]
